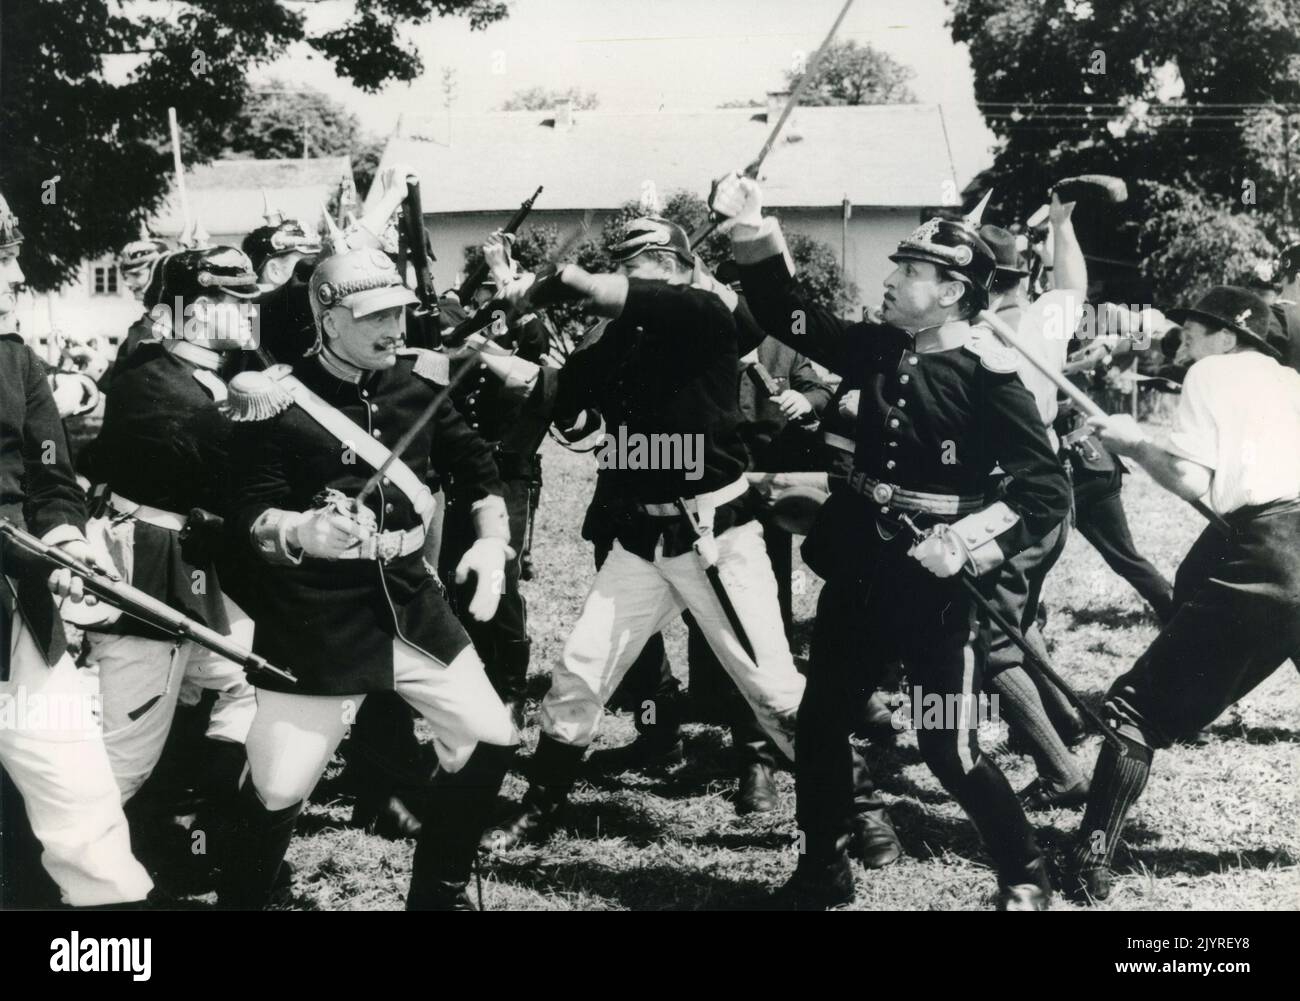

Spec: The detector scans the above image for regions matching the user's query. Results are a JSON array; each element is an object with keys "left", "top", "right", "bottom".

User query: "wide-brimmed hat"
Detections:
[{"left": 1166, "top": 286, "right": 1280, "bottom": 359}]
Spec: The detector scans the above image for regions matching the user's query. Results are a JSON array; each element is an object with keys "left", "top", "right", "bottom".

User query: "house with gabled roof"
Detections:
[{"left": 366, "top": 97, "right": 963, "bottom": 314}]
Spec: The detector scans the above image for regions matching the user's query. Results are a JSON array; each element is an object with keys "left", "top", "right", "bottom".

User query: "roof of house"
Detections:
[
  {"left": 367, "top": 105, "right": 960, "bottom": 213},
  {"left": 152, "top": 156, "right": 353, "bottom": 237}
]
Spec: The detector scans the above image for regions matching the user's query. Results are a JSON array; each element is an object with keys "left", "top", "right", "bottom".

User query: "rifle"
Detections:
[
  {"left": 0, "top": 519, "right": 296, "bottom": 686},
  {"left": 401, "top": 176, "right": 440, "bottom": 349},
  {"left": 455, "top": 185, "right": 544, "bottom": 305}
]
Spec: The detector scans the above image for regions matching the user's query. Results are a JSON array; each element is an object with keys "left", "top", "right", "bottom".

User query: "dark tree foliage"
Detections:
[
  {"left": 0, "top": 0, "right": 508, "bottom": 289},
  {"left": 948, "top": 0, "right": 1300, "bottom": 300}
]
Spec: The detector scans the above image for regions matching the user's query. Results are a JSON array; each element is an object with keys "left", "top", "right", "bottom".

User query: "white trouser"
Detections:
[
  {"left": 542, "top": 519, "right": 805, "bottom": 758},
  {"left": 0, "top": 618, "right": 153, "bottom": 906},
  {"left": 87, "top": 594, "right": 257, "bottom": 803},
  {"left": 245, "top": 641, "right": 519, "bottom": 811}
]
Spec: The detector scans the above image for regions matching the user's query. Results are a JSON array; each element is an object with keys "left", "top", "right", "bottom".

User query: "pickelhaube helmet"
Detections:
[
  {"left": 891, "top": 190, "right": 997, "bottom": 310},
  {"left": 119, "top": 222, "right": 170, "bottom": 273},
  {"left": 306, "top": 246, "right": 418, "bottom": 355},
  {"left": 155, "top": 246, "right": 260, "bottom": 304},
  {"left": 0, "top": 194, "right": 24, "bottom": 250},
  {"left": 891, "top": 218, "right": 997, "bottom": 310},
  {"left": 242, "top": 218, "right": 322, "bottom": 273},
  {"left": 610, "top": 216, "right": 694, "bottom": 267}
]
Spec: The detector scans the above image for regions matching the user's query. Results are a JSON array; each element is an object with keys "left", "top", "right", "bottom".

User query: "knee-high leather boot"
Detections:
[
  {"left": 215, "top": 780, "right": 302, "bottom": 911},
  {"left": 407, "top": 742, "right": 514, "bottom": 911}
]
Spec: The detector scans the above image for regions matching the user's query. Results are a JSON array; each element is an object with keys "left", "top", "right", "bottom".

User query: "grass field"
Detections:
[{"left": 252, "top": 435, "right": 1298, "bottom": 912}]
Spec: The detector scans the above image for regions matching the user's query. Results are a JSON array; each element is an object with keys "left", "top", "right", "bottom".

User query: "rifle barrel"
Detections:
[{"left": 0, "top": 520, "right": 296, "bottom": 684}]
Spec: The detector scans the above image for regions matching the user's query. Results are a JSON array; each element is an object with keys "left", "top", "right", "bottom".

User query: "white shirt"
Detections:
[
  {"left": 996, "top": 289, "right": 1082, "bottom": 448},
  {"left": 1163, "top": 351, "right": 1300, "bottom": 515}
]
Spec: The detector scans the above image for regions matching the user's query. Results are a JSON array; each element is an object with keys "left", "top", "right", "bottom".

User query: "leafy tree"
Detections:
[
  {"left": 1, "top": 0, "right": 508, "bottom": 290},
  {"left": 784, "top": 39, "right": 917, "bottom": 105},
  {"left": 948, "top": 0, "right": 1300, "bottom": 301},
  {"left": 1136, "top": 183, "right": 1277, "bottom": 303},
  {"left": 221, "top": 81, "right": 360, "bottom": 160},
  {"left": 499, "top": 86, "right": 600, "bottom": 111}
]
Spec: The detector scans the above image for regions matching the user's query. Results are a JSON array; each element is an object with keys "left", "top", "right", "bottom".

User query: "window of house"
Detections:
[{"left": 91, "top": 261, "right": 119, "bottom": 295}]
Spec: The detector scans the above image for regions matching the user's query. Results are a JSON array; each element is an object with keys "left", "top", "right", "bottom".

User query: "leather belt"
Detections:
[
  {"left": 338, "top": 524, "right": 426, "bottom": 563},
  {"left": 639, "top": 476, "right": 748, "bottom": 518},
  {"left": 109, "top": 493, "right": 187, "bottom": 531},
  {"left": 843, "top": 471, "right": 984, "bottom": 516}
]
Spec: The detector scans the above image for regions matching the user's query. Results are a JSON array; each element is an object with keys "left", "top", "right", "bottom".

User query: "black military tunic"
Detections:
[
  {"left": 229, "top": 350, "right": 504, "bottom": 695},
  {"left": 79, "top": 342, "right": 238, "bottom": 634},
  {"left": 0, "top": 339, "right": 86, "bottom": 670},
  {"left": 733, "top": 222, "right": 1070, "bottom": 883},
  {"left": 532, "top": 278, "right": 758, "bottom": 560}
]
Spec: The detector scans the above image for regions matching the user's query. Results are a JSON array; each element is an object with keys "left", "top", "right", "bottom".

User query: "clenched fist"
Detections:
[
  {"left": 287, "top": 508, "right": 372, "bottom": 560},
  {"left": 47, "top": 539, "right": 104, "bottom": 604},
  {"left": 908, "top": 527, "right": 970, "bottom": 579},
  {"left": 772, "top": 389, "right": 812, "bottom": 420},
  {"left": 709, "top": 172, "right": 764, "bottom": 233}
]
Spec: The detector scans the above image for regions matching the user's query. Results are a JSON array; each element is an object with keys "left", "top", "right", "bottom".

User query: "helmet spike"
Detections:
[
  {"left": 262, "top": 189, "right": 284, "bottom": 226},
  {"left": 320, "top": 202, "right": 348, "bottom": 254},
  {"left": 964, "top": 189, "right": 994, "bottom": 228}
]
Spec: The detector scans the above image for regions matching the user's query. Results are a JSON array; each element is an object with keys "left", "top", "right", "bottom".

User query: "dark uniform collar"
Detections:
[
  {"left": 317, "top": 345, "right": 366, "bottom": 384},
  {"left": 912, "top": 320, "right": 973, "bottom": 354}
]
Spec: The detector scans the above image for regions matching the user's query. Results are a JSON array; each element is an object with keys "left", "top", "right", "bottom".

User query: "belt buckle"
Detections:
[
  {"left": 377, "top": 532, "right": 402, "bottom": 563},
  {"left": 871, "top": 482, "right": 894, "bottom": 505}
]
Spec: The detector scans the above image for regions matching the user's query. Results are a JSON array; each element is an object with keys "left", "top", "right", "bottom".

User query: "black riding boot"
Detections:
[
  {"left": 848, "top": 745, "right": 903, "bottom": 868},
  {"left": 215, "top": 780, "right": 302, "bottom": 910},
  {"left": 772, "top": 832, "right": 855, "bottom": 910},
  {"left": 407, "top": 742, "right": 513, "bottom": 911},
  {"left": 479, "top": 735, "right": 586, "bottom": 852}
]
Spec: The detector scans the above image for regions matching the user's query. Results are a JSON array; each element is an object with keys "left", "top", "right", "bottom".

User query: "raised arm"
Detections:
[{"left": 709, "top": 173, "right": 862, "bottom": 375}]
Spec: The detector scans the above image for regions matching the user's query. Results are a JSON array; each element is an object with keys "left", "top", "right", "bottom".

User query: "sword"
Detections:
[
  {"left": 675, "top": 499, "right": 757, "bottom": 662},
  {"left": 691, "top": 0, "right": 857, "bottom": 248},
  {"left": 895, "top": 513, "right": 1124, "bottom": 753}
]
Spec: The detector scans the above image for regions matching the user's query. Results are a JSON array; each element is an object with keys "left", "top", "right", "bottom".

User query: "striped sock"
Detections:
[
  {"left": 1073, "top": 736, "right": 1152, "bottom": 871},
  {"left": 990, "top": 666, "right": 1084, "bottom": 790}
]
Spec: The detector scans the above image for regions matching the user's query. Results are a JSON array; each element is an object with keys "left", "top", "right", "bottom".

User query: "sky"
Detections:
[{"left": 261, "top": 0, "right": 997, "bottom": 185}]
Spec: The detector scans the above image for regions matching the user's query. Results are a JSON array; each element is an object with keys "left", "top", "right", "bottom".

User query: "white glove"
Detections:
[
  {"left": 908, "top": 527, "right": 969, "bottom": 579},
  {"left": 455, "top": 538, "right": 511, "bottom": 622},
  {"left": 286, "top": 508, "right": 372, "bottom": 560},
  {"left": 837, "top": 389, "right": 860, "bottom": 420},
  {"left": 709, "top": 172, "right": 763, "bottom": 233}
]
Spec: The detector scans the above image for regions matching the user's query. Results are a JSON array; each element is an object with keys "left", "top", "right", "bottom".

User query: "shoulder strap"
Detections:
[{"left": 278, "top": 373, "right": 436, "bottom": 528}]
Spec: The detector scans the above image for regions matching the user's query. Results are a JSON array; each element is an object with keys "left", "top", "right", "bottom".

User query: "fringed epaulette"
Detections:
[
  {"left": 400, "top": 347, "right": 451, "bottom": 387},
  {"left": 963, "top": 324, "right": 1022, "bottom": 375},
  {"left": 220, "top": 364, "right": 295, "bottom": 421}
]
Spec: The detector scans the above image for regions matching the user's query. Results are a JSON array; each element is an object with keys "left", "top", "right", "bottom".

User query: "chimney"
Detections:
[
  {"left": 766, "top": 90, "right": 791, "bottom": 123},
  {"left": 554, "top": 99, "right": 574, "bottom": 130}
]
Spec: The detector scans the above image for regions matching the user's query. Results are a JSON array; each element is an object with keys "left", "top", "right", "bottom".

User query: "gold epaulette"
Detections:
[{"left": 220, "top": 365, "right": 295, "bottom": 421}]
